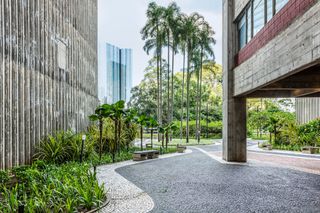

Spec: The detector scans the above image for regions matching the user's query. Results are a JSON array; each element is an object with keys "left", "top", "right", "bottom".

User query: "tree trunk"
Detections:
[
  {"left": 99, "top": 119, "right": 103, "bottom": 161},
  {"left": 159, "top": 43, "right": 163, "bottom": 141},
  {"left": 171, "top": 40, "right": 175, "bottom": 142},
  {"left": 140, "top": 125, "right": 143, "bottom": 151},
  {"left": 206, "top": 101, "right": 209, "bottom": 138},
  {"left": 114, "top": 120, "right": 118, "bottom": 162},
  {"left": 166, "top": 132, "right": 169, "bottom": 150},
  {"left": 196, "top": 63, "right": 200, "bottom": 143},
  {"left": 151, "top": 129, "right": 154, "bottom": 148},
  {"left": 118, "top": 119, "right": 121, "bottom": 155},
  {"left": 186, "top": 46, "right": 191, "bottom": 143},
  {"left": 180, "top": 49, "right": 186, "bottom": 142},
  {"left": 198, "top": 50, "right": 204, "bottom": 144},
  {"left": 157, "top": 27, "right": 161, "bottom": 143},
  {"left": 167, "top": 32, "right": 170, "bottom": 124}
]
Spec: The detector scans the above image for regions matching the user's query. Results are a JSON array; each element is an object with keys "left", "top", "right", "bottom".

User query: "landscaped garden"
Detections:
[
  {"left": 0, "top": 100, "right": 179, "bottom": 212},
  {"left": 248, "top": 99, "right": 320, "bottom": 153}
]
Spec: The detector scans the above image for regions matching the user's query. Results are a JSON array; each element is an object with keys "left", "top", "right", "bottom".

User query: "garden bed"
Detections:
[{"left": 0, "top": 162, "right": 106, "bottom": 212}]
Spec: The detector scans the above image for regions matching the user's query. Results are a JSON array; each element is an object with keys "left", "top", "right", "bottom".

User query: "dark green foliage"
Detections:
[
  {"left": 0, "top": 163, "right": 106, "bottom": 212},
  {"left": 34, "top": 130, "right": 95, "bottom": 164}
]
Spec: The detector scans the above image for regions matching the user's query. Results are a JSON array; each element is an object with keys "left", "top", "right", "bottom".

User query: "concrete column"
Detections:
[{"left": 222, "top": 0, "right": 247, "bottom": 162}]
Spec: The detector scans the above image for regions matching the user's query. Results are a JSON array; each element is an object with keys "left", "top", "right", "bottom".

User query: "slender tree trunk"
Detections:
[
  {"left": 170, "top": 41, "right": 175, "bottom": 142},
  {"left": 167, "top": 32, "right": 170, "bottom": 125},
  {"left": 180, "top": 49, "right": 186, "bottom": 142},
  {"left": 166, "top": 132, "right": 169, "bottom": 150},
  {"left": 99, "top": 119, "right": 103, "bottom": 161},
  {"left": 159, "top": 44, "right": 163, "bottom": 132},
  {"left": 151, "top": 129, "right": 154, "bottom": 148},
  {"left": 118, "top": 119, "right": 121, "bottom": 154},
  {"left": 157, "top": 27, "right": 161, "bottom": 143},
  {"left": 113, "top": 120, "right": 117, "bottom": 163},
  {"left": 196, "top": 64, "right": 200, "bottom": 143},
  {"left": 198, "top": 49, "right": 204, "bottom": 144},
  {"left": 186, "top": 47, "right": 191, "bottom": 143},
  {"left": 140, "top": 125, "right": 143, "bottom": 151},
  {"left": 206, "top": 101, "right": 209, "bottom": 138}
]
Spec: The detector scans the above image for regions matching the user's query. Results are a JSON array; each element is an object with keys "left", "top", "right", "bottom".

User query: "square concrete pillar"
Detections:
[{"left": 222, "top": 0, "right": 247, "bottom": 162}]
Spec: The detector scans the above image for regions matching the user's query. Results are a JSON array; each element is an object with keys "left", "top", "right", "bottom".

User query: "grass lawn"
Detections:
[{"left": 153, "top": 138, "right": 217, "bottom": 146}]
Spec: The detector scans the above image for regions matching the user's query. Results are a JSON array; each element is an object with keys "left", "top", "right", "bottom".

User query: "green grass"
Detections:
[{"left": 153, "top": 138, "right": 216, "bottom": 146}]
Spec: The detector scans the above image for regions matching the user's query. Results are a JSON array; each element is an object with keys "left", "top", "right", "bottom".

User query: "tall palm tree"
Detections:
[
  {"left": 196, "top": 22, "right": 215, "bottom": 143},
  {"left": 141, "top": 2, "right": 166, "bottom": 141},
  {"left": 184, "top": 13, "right": 204, "bottom": 143},
  {"left": 177, "top": 14, "right": 188, "bottom": 142},
  {"left": 163, "top": 2, "right": 180, "bottom": 125}
]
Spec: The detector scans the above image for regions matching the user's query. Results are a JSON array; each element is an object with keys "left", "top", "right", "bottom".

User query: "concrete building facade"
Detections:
[
  {"left": 296, "top": 98, "right": 320, "bottom": 124},
  {"left": 0, "top": 0, "right": 98, "bottom": 169},
  {"left": 223, "top": 0, "right": 320, "bottom": 162},
  {"left": 99, "top": 43, "right": 132, "bottom": 104}
]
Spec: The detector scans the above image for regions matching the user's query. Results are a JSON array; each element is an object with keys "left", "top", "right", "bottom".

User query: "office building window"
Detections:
[
  {"left": 276, "top": 0, "right": 289, "bottom": 13},
  {"left": 266, "top": 0, "right": 274, "bottom": 22},
  {"left": 253, "top": 0, "right": 265, "bottom": 36},
  {"left": 247, "top": 6, "right": 252, "bottom": 42},
  {"left": 237, "top": 0, "right": 289, "bottom": 50},
  {"left": 238, "top": 14, "right": 247, "bottom": 49}
]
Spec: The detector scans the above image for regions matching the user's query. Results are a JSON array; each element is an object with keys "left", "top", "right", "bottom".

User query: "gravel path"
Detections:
[
  {"left": 116, "top": 147, "right": 320, "bottom": 213},
  {"left": 96, "top": 150, "right": 192, "bottom": 213}
]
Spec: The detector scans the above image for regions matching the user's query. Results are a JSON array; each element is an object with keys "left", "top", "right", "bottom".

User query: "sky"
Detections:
[{"left": 98, "top": 0, "right": 222, "bottom": 87}]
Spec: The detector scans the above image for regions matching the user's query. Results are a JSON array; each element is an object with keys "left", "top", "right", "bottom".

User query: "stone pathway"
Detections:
[{"left": 96, "top": 150, "right": 192, "bottom": 213}]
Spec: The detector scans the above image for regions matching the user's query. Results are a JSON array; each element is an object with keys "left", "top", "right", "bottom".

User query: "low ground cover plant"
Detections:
[{"left": 0, "top": 162, "right": 106, "bottom": 212}]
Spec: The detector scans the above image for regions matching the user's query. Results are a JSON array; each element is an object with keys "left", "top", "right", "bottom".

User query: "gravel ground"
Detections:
[{"left": 116, "top": 147, "right": 320, "bottom": 213}]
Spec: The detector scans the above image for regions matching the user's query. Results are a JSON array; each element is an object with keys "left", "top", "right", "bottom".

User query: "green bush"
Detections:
[
  {"left": 172, "top": 120, "right": 222, "bottom": 138},
  {"left": 0, "top": 162, "right": 106, "bottom": 212}
]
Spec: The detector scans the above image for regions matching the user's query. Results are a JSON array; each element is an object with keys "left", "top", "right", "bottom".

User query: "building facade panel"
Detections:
[
  {"left": 234, "top": 0, "right": 250, "bottom": 19},
  {"left": 234, "top": 1, "right": 320, "bottom": 96},
  {"left": 296, "top": 98, "right": 320, "bottom": 124},
  {"left": 0, "top": 0, "right": 98, "bottom": 169}
]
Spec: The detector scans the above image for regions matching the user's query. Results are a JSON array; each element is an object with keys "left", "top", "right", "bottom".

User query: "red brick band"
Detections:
[{"left": 235, "top": 0, "right": 317, "bottom": 67}]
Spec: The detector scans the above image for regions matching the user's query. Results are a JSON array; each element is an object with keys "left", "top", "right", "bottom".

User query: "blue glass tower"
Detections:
[{"left": 99, "top": 43, "right": 132, "bottom": 104}]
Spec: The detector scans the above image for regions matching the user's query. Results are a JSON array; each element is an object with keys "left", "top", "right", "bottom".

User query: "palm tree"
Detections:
[
  {"left": 196, "top": 22, "right": 215, "bottom": 143},
  {"left": 141, "top": 2, "right": 166, "bottom": 141},
  {"left": 109, "top": 100, "right": 126, "bottom": 162},
  {"left": 146, "top": 117, "right": 158, "bottom": 148},
  {"left": 136, "top": 114, "right": 149, "bottom": 151},
  {"left": 184, "top": 13, "right": 204, "bottom": 143},
  {"left": 89, "top": 104, "right": 111, "bottom": 161},
  {"left": 163, "top": 3, "right": 180, "bottom": 125},
  {"left": 177, "top": 14, "right": 188, "bottom": 142}
]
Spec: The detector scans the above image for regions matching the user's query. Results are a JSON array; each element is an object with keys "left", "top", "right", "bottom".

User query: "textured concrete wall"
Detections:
[
  {"left": 296, "top": 98, "right": 320, "bottom": 124},
  {"left": 0, "top": 0, "right": 98, "bottom": 169},
  {"left": 234, "top": 0, "right": 250, "bottom": 20},
  {"left": 234, "top": 1, "right": 320, "bottom": 96},
  {"left": 223, "top": 0, "right": 247, "bottom": 162}
]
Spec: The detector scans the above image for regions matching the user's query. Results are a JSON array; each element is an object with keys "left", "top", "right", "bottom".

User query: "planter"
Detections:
[
  {"left": 261, "top": 144, "right": 272, "bottom": 150},
  {"left": 301, "top": 146, "right": 319, "bottom": 154},
  {"left": 177, "top": 145, "right": 187, "bottom": 153}
]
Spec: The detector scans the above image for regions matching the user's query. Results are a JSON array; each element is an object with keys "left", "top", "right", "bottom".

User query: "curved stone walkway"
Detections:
[{"left": 96, "top": 150, "right": 192, "bottom": 213}]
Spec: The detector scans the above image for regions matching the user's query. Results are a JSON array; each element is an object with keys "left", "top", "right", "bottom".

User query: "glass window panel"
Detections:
[
  {"left": 267, "top": 0, "right": 273, "bottom": 21},
  {"left": 253, "top": 0, "right": 265, "bottom": 36},
  {"left": 238, "top": 14, "right": 247, "bottom": 49},
  {"left": 247, "top": 6, "right": 252, "bottom": 42},
  {"left": 276, "top": 0, "right": 289, "bottom": 13}
]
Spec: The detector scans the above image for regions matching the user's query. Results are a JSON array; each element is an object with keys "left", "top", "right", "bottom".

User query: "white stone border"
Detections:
[{"left": 96, "top": 150, "right": 192, "bottom": 213}]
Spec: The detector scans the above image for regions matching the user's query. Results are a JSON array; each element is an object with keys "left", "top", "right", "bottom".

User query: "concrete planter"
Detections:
[
  {"left": 301, "top": 147, "right": 319, "bottom": 154},
  {"left": 177, "top": 145, "right": 187, "bottom": 153}
]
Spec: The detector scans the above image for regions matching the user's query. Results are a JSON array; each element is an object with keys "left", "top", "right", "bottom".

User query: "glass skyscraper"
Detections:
[{"left": 99, "top": 43, "right": 132, "bottom": 104}]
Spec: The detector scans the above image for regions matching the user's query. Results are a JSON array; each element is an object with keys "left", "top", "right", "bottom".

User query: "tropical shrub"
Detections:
[
  {"left": 0, "top": 162, "right": 106, "bottom": 212},
  {"left": 34, "top": 130, "right": 96, "bottom": 164}
]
